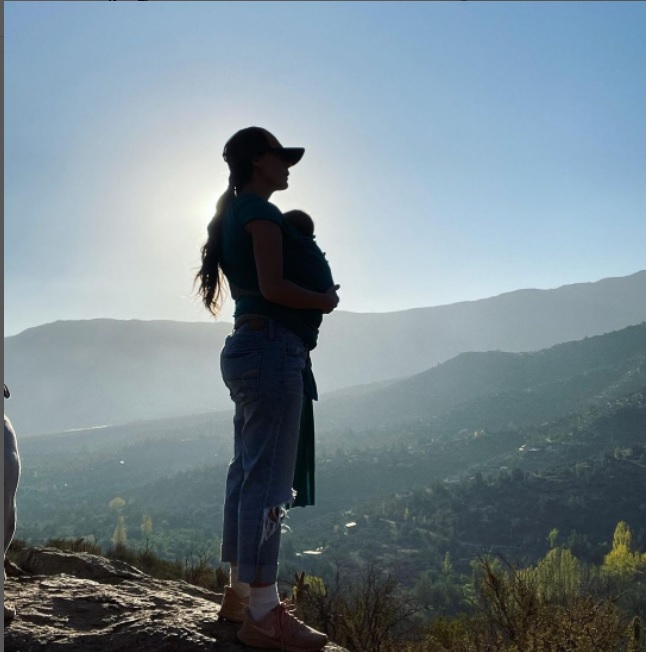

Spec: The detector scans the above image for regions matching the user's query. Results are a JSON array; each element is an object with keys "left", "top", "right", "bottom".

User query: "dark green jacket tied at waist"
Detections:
[
  {"left": 221, "top": 193, "right": 334, "bottom": 507},
  {"left": 292, "top": 355, "right": 318, "bottom": 507}
]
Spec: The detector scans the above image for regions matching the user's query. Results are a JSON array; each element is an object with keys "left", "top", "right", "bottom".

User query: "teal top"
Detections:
[{"left": 220, "top": 193, "right": 334, "bottom": 350}]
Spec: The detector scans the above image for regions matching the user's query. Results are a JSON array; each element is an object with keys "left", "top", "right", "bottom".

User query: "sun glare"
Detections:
[{"left": 197, "top": 193, "right": 219, "bottom": 226}]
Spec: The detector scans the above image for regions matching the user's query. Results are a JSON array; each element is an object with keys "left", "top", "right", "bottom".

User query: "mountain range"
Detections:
[
  {"left": 4, "top": 270, "right": 646, "bottom": 436},
  {"left": 317, "top": 322, "right": 646, "bottom": 435},
  {"left": 13, "top": 321, "right": 645, "bottom": 571}
]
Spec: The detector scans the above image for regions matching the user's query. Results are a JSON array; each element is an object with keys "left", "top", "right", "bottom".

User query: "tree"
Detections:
[
  {"left": 535, "top": 547, "right": 582, "bottom": 604},
  {"left": 547, "top": 528, "right": 559, "bottom": 550},
  {"left": 109, "top": 497, "right": 126, "bottom": 513},
  {"left": 603, "top": 521, "right": 646, "bottom": 577},
  {"left": 112, "top": 515, "right": 127, "bottom": 546},
  {"left": 109, "top": 497, "right": 127, "bottom": 547},
  {"left": 141, "top": 514, "right": 153, "bottom": 538}
]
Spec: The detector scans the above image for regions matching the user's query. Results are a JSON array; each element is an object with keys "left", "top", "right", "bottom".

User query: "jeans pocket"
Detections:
[{"left": 221, "top": 345, "right": 261, "bottom": 405}]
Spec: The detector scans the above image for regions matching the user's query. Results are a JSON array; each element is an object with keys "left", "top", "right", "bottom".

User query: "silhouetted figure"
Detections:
[
  {"left": 4, "top": 384, "right": 21, "bottom": 622},
  {"left": 195, "top": 126, "right": 338, "bottom": 650}
]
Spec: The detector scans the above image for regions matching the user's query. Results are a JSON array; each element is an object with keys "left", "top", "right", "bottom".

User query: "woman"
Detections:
[{"left": 195, "top": 126, "right": 339, "bottom": 651}]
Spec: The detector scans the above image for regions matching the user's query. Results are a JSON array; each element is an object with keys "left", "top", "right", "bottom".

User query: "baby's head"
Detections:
[{"left": 283, "top": 209, "right": 315, "bottom": 237}]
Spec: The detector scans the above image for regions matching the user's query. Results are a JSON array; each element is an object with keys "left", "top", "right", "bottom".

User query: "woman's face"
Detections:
[{"left": 253, "top": 150, "right": 291, "bottom": 192}]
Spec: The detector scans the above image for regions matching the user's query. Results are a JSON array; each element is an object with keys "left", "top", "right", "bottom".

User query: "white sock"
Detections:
[
  {"left": 249, "top": 583, "right": 280, "bottom": 621},
  {"left": 230, "top": 566, "right": 250, "bottom": 599}
]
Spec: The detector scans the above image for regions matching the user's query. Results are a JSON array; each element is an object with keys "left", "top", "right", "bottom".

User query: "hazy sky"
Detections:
[{"left": 4, "top": 1, "right": 645, "bottom": 336}]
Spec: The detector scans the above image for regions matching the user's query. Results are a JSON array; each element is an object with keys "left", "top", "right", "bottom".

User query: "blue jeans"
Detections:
[{"left": 220, "top": 319, "right": 307, "bottom": 584}]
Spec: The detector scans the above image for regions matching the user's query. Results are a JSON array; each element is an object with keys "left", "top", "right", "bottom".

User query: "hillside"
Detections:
[
  {"left": 5, "top": 270, "right": 646, "bottom": 436},
  {"left": 315, "top": 270, "right": 646, "bottom": 387},
  {"left": 9, "top": 323, "right": 646, "bottom": 600},
  {"left": 306, "top": 444, "right": 646, "bottom": 578},
  {"left": 284, "top": 391, "right": 646, "bottom": 582},
  {"left": 317, "top": 322, "right": 646, "bottom": 435},
  {"left": 3, "top": 319, "right": 234, "bottom": 436},
  {"left": 14, "top": 375, "right": 645, "bottom": 569}
]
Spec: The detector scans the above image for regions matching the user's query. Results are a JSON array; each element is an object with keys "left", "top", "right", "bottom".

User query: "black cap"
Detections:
[
  {"left": 4, "top": 384, "right": 10, "bottom": 399},
  {"left": 223, "top": 127, "right": 304, "bottom": 167}
]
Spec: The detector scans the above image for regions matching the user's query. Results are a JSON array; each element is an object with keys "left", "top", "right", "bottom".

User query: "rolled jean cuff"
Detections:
[
  {"left": 220, "top": 541, "right": 238, "bottom": 564},
  {"left": 237, "top": 562, "right": 278, "bottom": 585}
]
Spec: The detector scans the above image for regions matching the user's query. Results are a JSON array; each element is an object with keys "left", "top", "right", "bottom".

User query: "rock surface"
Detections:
[{"left": 3, "top": 547, "right": 348, "bottom": 651}]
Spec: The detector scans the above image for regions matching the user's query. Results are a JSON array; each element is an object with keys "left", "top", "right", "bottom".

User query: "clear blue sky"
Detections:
[{"left": 4, "top": 1, "right": 645, "bottom": 336}]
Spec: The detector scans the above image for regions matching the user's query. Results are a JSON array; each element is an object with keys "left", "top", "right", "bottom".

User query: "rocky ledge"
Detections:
[{"left": 3, "top": 547, "right": 347, "bottom": 651}]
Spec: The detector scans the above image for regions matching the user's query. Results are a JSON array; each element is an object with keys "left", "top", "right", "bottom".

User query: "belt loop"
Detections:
[{"left": 268, "top": 318, "right": 275, "bottom": 341}]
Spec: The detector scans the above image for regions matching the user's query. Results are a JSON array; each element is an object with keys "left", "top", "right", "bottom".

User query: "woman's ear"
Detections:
[{"left": 251, "top": 153, "right": 265, "bottom": 170}]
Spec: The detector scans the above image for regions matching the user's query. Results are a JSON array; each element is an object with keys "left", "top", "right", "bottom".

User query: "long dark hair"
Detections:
[{"left": 194, "top": 160, "right": 253, "bottom": 316}]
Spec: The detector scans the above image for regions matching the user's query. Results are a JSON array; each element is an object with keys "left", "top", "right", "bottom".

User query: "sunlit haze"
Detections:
[{"left": 4, "top": 1, "right": 645, "bottom": 336}]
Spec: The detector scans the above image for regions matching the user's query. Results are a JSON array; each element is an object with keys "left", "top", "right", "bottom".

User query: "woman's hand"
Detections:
[{"left": 321, "top": 284, "right": 340, "bottom": 313}]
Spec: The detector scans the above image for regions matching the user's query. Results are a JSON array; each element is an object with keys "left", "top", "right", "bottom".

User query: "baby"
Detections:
[
  {"left": 283, "top": 209, "right": 315, "bottom": 238},
  {"left": 230, "top": 209, "right": 332, "bottom": 303},
  {"left": 282, "top": 209, "right": 333, "bottom": 297}
]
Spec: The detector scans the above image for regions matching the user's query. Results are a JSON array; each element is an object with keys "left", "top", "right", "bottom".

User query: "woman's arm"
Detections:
[{"left": 246, "top": 220, "right": 339, "bottom": 313}]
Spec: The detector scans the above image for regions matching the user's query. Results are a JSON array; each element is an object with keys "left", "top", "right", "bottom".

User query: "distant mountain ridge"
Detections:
[
  {"left": 317, "top": 322, "right": 646, "bottom": 434},
  {"left": 4, "top": 270, "right": 646, "bottom": 436},
  {"left": 315, "top": 270, "right": 646, "bottom": 386}
]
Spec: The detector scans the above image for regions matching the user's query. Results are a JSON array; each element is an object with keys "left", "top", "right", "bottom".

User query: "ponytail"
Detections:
[
  {"left": 194, "top": 179, "right": 234, "bottom": 316},
  {"left": 194, "top": 159, "right": 253, "bottom": 316}
]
